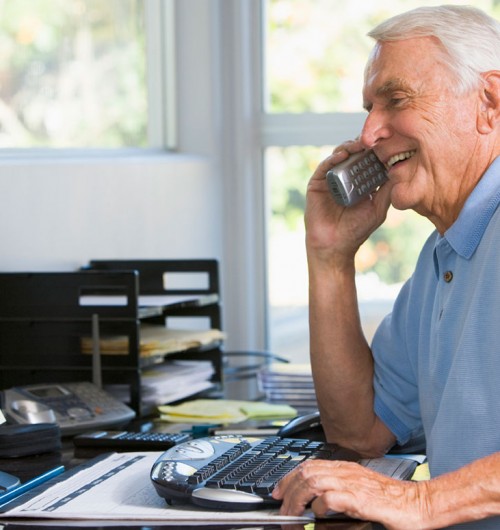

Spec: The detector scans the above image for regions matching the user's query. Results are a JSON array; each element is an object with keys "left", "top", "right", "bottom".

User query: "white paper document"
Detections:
[{"left": 0, "top": 452, "right": 312, "bottom": 524}]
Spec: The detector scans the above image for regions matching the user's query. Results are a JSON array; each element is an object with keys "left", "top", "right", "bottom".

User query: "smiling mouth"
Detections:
[{"left": 387, "top": 150, "right": 416, "bottom": 169}]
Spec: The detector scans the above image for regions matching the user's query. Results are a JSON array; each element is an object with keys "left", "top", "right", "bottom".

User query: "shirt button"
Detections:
[{"left": 443, "top": 271, "right": 453, "bottom": 283}]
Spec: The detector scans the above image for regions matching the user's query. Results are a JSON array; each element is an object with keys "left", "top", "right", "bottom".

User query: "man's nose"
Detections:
[{"left": 359, "top": 110, "right": 392, "bottom": 149}]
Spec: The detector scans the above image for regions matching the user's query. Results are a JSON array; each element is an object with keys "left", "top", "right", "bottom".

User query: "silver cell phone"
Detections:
[{"left": 326, "top": 150, "right": 388, "bottom": 207}]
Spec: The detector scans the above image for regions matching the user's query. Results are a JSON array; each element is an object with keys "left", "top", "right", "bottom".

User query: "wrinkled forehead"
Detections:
[
  {"left": 362, "top": 42, "right": 408, "bottom": 101},
  {"left": 362, "top": 38, "right": 451, "bottom": 96},
  {"left": 363, "top": 42, "right": 399, "bottom": 88},
  {"left": 364, "top": 37, "right": 450, "bottom": 79},
  {"left": 365, "top": 42, "right": 383, "bottom": 77}
]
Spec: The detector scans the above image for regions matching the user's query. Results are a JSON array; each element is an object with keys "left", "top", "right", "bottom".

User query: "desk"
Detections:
[
  {"left": 0, "top": 518, "right": 384, "bottom": 529},
  {"left": 0, "top": 424, "right": 387, "bottom": 530}
]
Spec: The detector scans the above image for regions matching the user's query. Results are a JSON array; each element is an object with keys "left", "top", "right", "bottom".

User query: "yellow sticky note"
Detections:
[
  {"left": 412, "top": 462, "right": 430, "bottom": 481},
  {"left": 157, "top": 399, "right": 297, "bottom": 424},
  {"left": 239, "top": 402, "right": 297, "bottom": 419}
]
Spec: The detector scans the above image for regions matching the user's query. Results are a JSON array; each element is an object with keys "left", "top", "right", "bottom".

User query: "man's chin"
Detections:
[
  {"left": 388, "top": 192, "right": 408, "bottom": 211},
  {"left": 388, "top": 185, "right": 417, "bottom": 212}
]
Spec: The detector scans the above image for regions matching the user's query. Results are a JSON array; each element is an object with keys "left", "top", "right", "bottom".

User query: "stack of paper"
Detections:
[
  {"left": 105, "top": 360, "right": 215, "bottom": 411},
  {"left": 257, "top": 363, "right": 318, "bottom": 413},
  {"left": 141, "top": 360, "right": 216, "bottom": 404},
  {"left": 81, "top": 324, "right": 225, "bottom": 358}
]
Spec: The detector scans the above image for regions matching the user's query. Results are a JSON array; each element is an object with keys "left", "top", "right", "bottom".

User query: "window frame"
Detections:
[
  {"left": 217, "top": 0, "right": 366, "bottom": 351},
  {"left": 0, "top": 0, "right": 175, "bottom": 155}
]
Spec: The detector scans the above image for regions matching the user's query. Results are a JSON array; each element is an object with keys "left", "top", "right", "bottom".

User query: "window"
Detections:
[
  {"left": 263, "top": 0, "right": 499, "bottom": 362},
  {"left": 0, "top": 0, "right": 171, "bottom": 149}
]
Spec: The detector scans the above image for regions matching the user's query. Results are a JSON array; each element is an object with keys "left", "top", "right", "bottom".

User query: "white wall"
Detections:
[
  {"left": 0, "top": 0, "right": 264, "bottom": 353},
  {"left": 0, "top": 153, "right": 222, "bottom": 272},
  {"left": 0, "top": 1, "right": 225, "bottom": 275}
]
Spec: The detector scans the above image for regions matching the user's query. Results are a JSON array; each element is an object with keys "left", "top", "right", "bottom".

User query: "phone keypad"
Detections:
[
  {"left": 350, "top": 153, "right": 386, "bottom": 198},
  {"left": 326, "top": 150, "right": 388, "bottom": 206},
  {"left": 74, "top": 382, "right": 133, "bottom": 417}
]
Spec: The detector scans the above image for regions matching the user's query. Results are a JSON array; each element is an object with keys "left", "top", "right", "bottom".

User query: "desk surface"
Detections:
[
  {"left": 0, "top": 520, "right": 384, "bottom": 529},
  {"left": 0, "top": 423, "right": 386, "bottom": 530},
  {"left": 0, "top": 481, "right": 386, "bottom": 529}
]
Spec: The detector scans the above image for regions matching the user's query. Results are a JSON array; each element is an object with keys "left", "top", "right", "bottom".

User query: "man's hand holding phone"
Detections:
[
  {"left": 305, "top": 141, "right": 393, "bottom": 264},
  {"left": 326, "top": 149, "right": 388, "bottom": 207}
]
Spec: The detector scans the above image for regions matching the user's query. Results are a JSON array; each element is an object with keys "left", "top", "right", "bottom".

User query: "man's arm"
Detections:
[
  {"left": 273, "top": 451, "right": 500, "bottom": 529},
  {"left": 304, "top": 143, "right": 395, "bottom": 456},
  {"left": 308, "top": 255, "right": 395, "bottom": 455}
]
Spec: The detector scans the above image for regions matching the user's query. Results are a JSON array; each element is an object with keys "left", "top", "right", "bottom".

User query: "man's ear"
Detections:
[{"left": 477, "top": 70, "right": 500, "bottom": 134}]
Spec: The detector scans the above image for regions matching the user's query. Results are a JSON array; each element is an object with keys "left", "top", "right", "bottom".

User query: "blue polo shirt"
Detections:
[{"left": 372, "top": 156, "right": 500, "bottom": 484}]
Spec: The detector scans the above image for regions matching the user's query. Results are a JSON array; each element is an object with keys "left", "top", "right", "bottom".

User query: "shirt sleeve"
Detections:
[{"left": 371, "top": 278, "right": 425, "bottom": 446}]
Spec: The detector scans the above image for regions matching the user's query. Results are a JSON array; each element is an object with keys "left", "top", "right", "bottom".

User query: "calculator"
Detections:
[{"left": 73, "top": 430, "right": 191, "bottom": 452}]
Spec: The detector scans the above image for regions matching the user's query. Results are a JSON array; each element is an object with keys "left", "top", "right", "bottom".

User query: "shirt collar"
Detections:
[{"left": 444, "top": 156, "right": 500, "bottom": 259}]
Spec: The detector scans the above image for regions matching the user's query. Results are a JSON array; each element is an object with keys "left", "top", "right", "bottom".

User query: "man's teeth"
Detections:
[{"left": 387, "top": 150, "right": 416, "bottom": 168}]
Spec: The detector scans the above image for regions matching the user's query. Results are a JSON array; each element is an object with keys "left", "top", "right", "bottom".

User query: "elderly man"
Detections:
[{"left": 273, "top": 5, "right": 500, "bottom": 529}]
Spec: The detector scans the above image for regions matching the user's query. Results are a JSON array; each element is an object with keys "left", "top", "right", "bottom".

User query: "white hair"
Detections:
[{"left": 367, "top": 5, "right": 500, "bottom": 93}]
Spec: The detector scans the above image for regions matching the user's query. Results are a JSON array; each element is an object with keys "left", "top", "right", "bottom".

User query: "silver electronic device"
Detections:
[{"left": 326, "top": 149, "right": 388, "bottom": 207}]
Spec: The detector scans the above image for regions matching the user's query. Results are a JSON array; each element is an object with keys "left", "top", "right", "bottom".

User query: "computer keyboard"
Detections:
[{"left": 150, "top": 435, "right": 418, "bottom": 510}]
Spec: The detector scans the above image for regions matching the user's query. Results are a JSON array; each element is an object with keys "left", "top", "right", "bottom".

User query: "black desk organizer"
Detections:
[{"left": 0, "top": 260, "right": 224, "bottom": 416}]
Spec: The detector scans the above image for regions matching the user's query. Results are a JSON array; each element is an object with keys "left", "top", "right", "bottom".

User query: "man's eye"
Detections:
[{"left": 388, "top": 96, "right": 407, "bottom": 108}]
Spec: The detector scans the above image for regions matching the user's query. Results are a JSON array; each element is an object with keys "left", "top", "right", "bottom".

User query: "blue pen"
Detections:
[{"left": 0, "top": 465, "right": 65, "bottom": 507}]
